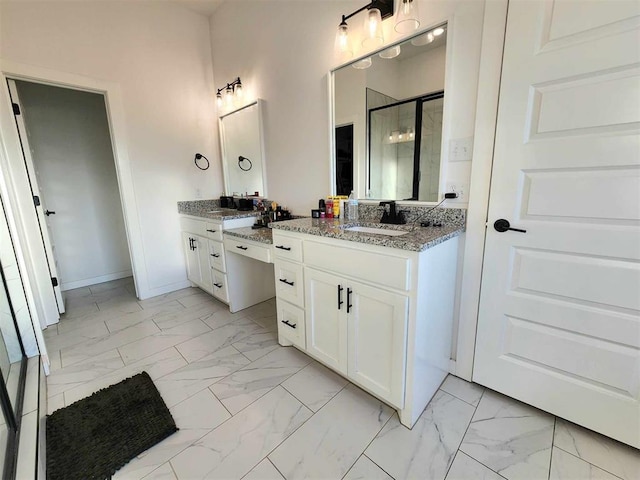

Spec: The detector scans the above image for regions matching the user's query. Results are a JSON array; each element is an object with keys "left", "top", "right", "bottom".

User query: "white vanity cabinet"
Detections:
[
  {"left": 272, "top": 228, "right": 460, "bottom": 428},
  {"left": 180, "top": 214, "right": 258, "bottom": 309},
  {"left": 305, "top": 267, "right": 408, "bottom": 408}
]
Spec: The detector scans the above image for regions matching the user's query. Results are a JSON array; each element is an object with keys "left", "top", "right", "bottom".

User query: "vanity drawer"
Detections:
[
  {"left": 211, "top": 269, "right": 229, "bottom": 304},
  {"left": 224, "top": 237, "right": 272, "bottom": 264},
  {"left": 208, "top": 240, "right": 226, "bottom": 273},
  {"left": 277, "top": 300, "right": 305, "bottom": 349},
  {"left": 304, "top": 240, "right": 410, "bottom": 291},
  {"left": 272, "top": 232, "right": 303, "bottom": 263},
  {"left": 204, "top": 222, "right": 223, "bottom": 242},
  {"left": 180, "top": 216, "right": 222, "bottom": 241},
  {"left": 274, "top": 259, "right": 304, "bottom": 308}
]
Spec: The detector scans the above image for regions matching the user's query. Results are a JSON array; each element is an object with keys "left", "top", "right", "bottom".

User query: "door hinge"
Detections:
[
  {"left": 33, "top": 196, "right": 41, "bottom": 207},
  {"left": 12, "top": 103, "right": 20, "bottom": 115},
  {"left": 51, "top": 277, "right": 58, "bottom": 287}
]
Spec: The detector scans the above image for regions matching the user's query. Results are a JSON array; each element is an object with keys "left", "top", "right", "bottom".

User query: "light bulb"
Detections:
[
  {"left": 235, "top": 82, "right": 243, "bottom": 99},
  {"left": 399, "top": 133, "right": 403, "bottom": 139},
  {"left": 216, "top": 92, "right": 223, "bottom": 107},
  {"left": 395, "top": 0, "right": 420, "bottom": 34},
  {"left": 362, "top": 8, "right": 383, "bottom": 48},
  {"left": 335, "top": 21, "right": 353, "bottom": 59},
  {"left": 433, "top": 26, "right": 445, "bottom": 36},
  {"left": 225, "top": 86, "right": 234, "bottom": 106}
]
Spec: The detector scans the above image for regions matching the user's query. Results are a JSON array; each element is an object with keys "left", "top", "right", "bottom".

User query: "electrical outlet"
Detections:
[
  {"left": 449, "top": 137, "right": 474, "bottom": 162},
  {"left": 446, "top": 183, "right": 467, "bottom": 201}
]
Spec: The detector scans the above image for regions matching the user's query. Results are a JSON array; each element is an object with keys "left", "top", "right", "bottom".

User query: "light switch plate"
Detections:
[{"left": 449, "top": 137, "right": 474, "bottom": 162}]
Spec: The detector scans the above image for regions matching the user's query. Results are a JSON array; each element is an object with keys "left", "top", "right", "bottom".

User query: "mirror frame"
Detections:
[
  {"left": 329, "top": 22, "right": 451, "bottom": 205},
  {"left": 218, "top": 99, "right": 268, "bottom": 197}
]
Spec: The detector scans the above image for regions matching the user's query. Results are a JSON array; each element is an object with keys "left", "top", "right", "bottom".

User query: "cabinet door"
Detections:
[
  {"left": 183, "top": 232, "right": 201, "bottom": 285},
  {"left": 347, "top": 279, "right": 408, "bottom": 408},
  {"left": 194, "top": 235, "right": 213, "bottom": 293},
  {"left": 304, "top": 268, "right": 347, "bottom": 374}
]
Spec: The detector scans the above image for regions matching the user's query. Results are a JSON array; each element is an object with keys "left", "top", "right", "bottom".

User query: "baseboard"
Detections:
[
  {"left": 60, "top": 270, "right": 132, "bottom": 291},
  {"left": 137, "top": 280, "right": 192, "bottom": 301}
]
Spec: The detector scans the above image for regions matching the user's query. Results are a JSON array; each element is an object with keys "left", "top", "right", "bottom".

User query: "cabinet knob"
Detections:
[
  {"left": 206, "top": 229, "right": 217, "bottom": 233},
  {"left": 275, "top": 245, "right": 291, "bottom": 251},
  {"left": 213, "top": 282, "right": 223, "bottom": 288},
  {"left": 338, "top": 285, "right": 344, "bottom": 310},
  {"left": 236, "top": 245, "right": 248, "bottom": 251},
  {"left": 281, "top": 319, "right": 297, "bottom": 329},
  {"left": 279, "top": 278, "right": 294, "bottom": 286},
  {"left": 211, "top": 253, "right": 220, "bottom": 258},
  {"left": 347, "top": 288, "right": 353, "bottom": 313}
]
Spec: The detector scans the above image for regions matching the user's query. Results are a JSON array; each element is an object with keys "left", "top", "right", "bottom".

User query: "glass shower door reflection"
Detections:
[{"left": 0, "top": 267, "right": 25, "bottom": 417}]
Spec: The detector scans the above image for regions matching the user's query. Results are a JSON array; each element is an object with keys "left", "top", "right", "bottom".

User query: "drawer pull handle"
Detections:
[
  {"left": 338, "top": 285, "right": 343, "bottom": 310},
  {"left": 279, "top": 278, "right": 294, "bottom": 286},
  {"left": 236, "top": 245, "right": 248, "bottom": 251},
  {"left": 275, "top": 245, "right": 291, "bottom": 251},
  {"left": 281, "top": 320, "right": 297, "bottom": 329},
  {"left": 347, "top": 288, "right": 353, "bottom": 313},
  {"left": 210, "top": 253, "right": 220, "bottom": 258},
  {"left": 206, "top": 229, "right": 217, "bottom": 233},
  {"left": 214, "top": 282, "right": 223, "bottom": 289}
]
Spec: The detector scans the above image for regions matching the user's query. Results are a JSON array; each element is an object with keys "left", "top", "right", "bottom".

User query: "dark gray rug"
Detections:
[{"left": 46, "top": 371, "right": 178, "bottom": 480}]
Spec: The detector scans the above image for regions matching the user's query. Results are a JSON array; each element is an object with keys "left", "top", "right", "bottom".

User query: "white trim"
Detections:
[
  {"left": 454, "top": 0, "right": 509, "bottom": 381},
  {"left": 0, "top": 60, "right": 151, "bottom": 322},
  {"left": 61, "top": 270, "right": 133, "bottom": 292}
]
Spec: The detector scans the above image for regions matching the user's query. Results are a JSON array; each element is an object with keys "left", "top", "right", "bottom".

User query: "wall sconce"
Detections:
[
  {"left": 335, "top": 0, "right": 395, "bottom": 60},
  {"left": 216, "top": 77, "right": 243, "bottom": 108},
  {"left": 395, "top": 0, "right": 420, "bottom": 34}
]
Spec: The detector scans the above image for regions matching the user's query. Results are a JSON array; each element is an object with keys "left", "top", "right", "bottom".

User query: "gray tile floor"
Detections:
[{"left": 44, "top": 278, "right": 639, "bottom": 480}]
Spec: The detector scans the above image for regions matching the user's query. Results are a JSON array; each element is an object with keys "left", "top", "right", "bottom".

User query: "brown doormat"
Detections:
[{"left": 46, "top": 371, "right": 178, "bottom": 480}]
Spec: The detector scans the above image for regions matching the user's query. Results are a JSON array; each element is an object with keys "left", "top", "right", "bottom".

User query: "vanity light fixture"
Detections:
[
  {"left": 379, "top": 45, "right": 401, "bottom": 59},
  {"left": 216, "top": 77, "right": 243, "bottom": 108},
  {"left": 410, "top": 24, "right": 446, "bottom": 46},
  {"left": 395, "top": 0, "right": 420, "bottom": 33},
  {"left": 335, "top": 0, "right": 395, "bottom": 59}
]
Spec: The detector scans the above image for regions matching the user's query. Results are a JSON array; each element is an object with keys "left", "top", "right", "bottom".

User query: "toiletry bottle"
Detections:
[
  {"left": 348, "top": 191, "right": 358, "bottom": 222},
  {"left": 325, "top": 198, "right": 334, "bottom": 218}
]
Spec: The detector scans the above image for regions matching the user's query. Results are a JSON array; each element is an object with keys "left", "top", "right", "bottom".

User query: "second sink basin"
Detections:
[{"left": 344, "top": 226, "right": 409, "bottom": 237}]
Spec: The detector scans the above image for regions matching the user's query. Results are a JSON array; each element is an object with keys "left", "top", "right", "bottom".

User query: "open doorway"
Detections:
[{"left": 6, "top": 79, "right": 134, "bottom": 309}]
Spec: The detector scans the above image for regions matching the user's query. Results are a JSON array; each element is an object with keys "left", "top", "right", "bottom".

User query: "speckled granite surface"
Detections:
[
  {"left": 357, "top": 204, "right": 466, "bottom": 227},
  {"left": 178, "top": 199, "right": 259, "bottom": 220},
  {"left": 223, "top": 227, "right": 273, "bottom": 245},
  {"left": 270, "top": 218, "right": 463, "bottom": 252}
]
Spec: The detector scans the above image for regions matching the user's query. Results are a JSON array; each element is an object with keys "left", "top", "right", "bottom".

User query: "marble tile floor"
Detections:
[{"left": 44, "top": 278, "right": 639, "bottom": 480}]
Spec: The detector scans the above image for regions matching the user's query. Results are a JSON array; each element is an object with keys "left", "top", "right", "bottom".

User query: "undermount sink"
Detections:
[{"left": 343, "top": 226, "right": 410, "bottom": 237}]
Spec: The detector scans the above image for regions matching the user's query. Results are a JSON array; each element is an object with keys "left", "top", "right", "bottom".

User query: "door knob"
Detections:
[
  {"left": 45, "top": 210, "right": 56, "bottom": 216},
  {"left": 494, "top": 219, "right": 526, "bottom": 233}
]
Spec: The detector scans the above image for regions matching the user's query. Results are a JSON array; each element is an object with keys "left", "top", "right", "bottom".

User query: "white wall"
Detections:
[
  {"left": 15, "top": 81, "right": 133, "bottom": 290},
  {"left": 0, "top": 1, "right": 221, "bottom": 299},
  {"left": 209, "top": 0, "right": 485, "bottom": 213}
]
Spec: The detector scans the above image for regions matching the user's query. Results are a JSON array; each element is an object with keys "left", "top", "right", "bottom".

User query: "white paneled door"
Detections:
[
  {"left": 7, "top": 79, "right": 65, "bottom": 315},
  {"left": 474, "top": 0, "right": 640, "bottom": 448}
]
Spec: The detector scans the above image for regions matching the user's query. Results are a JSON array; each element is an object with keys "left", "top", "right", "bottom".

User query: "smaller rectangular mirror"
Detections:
[{"left": 219, "top": 100, "right": 267, "bottom": 197}]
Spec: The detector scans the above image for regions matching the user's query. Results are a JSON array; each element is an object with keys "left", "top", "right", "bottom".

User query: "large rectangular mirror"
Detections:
[
  {"left": 219, "top": 100, "right": 267, "bottom": 197},
  {"left": 332, "top": 24, "right": 447, "bottom": 202}
]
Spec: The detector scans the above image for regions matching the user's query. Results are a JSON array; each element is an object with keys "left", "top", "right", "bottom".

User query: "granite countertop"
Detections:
[
  {"left": 223, "top": 226, "right": 273, "bottom": 245},
  {"left": 270, "top": 218, "right": 464, "bottom": 252},
  {"left": 178, "top": 205, "right": 259, "bottom": 221}
]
